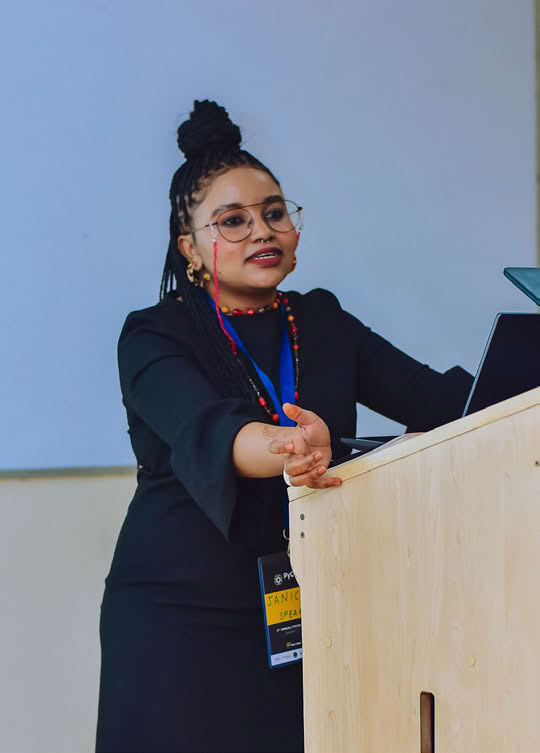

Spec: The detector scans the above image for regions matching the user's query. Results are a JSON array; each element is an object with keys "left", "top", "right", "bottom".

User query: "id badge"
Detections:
[{"left": 257, "top": 550, "right": 302, "bottom": 668}]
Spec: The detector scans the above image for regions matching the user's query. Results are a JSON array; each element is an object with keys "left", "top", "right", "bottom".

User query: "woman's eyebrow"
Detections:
[
  {"left": 210, "top": 202, "right": 242, "bottom": 219},
  {"left": 209, "top": 195, "right": 284, "bottom": 219}
]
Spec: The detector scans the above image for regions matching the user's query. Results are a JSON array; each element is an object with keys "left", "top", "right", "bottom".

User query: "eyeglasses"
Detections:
[{"left": 190, "top": 199, "right": 303, "bottom": 243}]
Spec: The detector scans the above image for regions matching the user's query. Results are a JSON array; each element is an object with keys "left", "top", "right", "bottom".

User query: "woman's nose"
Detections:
[{"left": 250, "top": 211, "right": 274, "bottom": 241}]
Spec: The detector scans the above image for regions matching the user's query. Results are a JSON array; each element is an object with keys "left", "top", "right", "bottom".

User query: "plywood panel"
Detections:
[{"left": 290, "top": 395, "right": 540, "bottom": 752}]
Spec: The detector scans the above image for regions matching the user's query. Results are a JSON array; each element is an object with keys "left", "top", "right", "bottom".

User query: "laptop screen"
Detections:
[{"left": 463, "top": 313, "right": 540, "bottom": 416}]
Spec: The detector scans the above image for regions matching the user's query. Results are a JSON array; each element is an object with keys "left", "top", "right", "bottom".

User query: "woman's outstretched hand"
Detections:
[{"left": 267, "top": 403, "right": 342, "bottom": 489}]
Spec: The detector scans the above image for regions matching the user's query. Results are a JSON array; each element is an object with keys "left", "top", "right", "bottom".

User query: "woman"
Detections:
[{"left": 96, "top": 100, "right": 472, "bottom": 753}]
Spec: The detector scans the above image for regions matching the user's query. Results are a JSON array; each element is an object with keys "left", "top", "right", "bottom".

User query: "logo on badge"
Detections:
[{"left": 273, "top": 573, "right": 283, "bottom": 585}]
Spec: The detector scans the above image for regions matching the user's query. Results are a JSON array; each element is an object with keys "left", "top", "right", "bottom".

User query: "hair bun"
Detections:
[{"left": 177, "top": 100, "right": 242, "bottom": 160}]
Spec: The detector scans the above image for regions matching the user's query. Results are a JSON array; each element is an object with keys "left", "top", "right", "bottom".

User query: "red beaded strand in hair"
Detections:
[{"left": 211, "top": 235, "right": 237, "bottom": 356}]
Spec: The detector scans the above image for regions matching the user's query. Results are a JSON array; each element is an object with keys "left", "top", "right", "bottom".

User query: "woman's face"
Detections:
[{"left": 178, "top": 166, "right": 299, "bottom": 305}]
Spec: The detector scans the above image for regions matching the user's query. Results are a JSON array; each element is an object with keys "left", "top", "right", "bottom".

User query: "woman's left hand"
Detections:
[{"left": 267, "top": 403, "right": 342, "bottom": 489}]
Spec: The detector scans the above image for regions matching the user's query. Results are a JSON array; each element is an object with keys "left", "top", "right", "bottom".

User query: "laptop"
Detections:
[
  {"left": 462, "top": 312, "right": 540, "bottom": 416},
  {"left": 342, "top": 311, "right": 540, "bottom": 454}
]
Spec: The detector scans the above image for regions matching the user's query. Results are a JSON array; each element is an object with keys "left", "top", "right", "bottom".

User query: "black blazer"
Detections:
[{"left": 106, "top": 288, "right": 472, "bottom": 609}]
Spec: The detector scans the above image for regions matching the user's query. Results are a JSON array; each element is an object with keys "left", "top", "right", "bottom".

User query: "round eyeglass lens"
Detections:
[
  {"left": 265, "top": 200, "right": 301, "bottom": 233},
  {"left": 216, "top": 200, "right": 301, "bottom": 242},
  {"left": 216, "top": 208, "right": 253, "bottom": 242}
]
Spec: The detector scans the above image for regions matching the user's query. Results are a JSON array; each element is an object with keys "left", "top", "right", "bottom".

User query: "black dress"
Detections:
[{"left": 96, "top": 288, "right": 472, "bottom": 753}]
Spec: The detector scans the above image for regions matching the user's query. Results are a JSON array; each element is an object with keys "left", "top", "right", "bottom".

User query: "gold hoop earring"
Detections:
[
  {"left": 186, "top": 262, "right": 196, "bottom": 284},
  {"left": 186, "top": 263, "right": 211, "bottom": 288},
  {"left": 290, "top": 254, "right": 297, "bottom": 273}
]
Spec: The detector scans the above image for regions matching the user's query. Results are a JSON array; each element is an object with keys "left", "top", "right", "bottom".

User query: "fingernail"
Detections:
[
  {"left": 315, "top": 452, "right": 322, "bottom": 461},
  {"left": 318, "top": 466, "right": 325, "bottom": 475}
]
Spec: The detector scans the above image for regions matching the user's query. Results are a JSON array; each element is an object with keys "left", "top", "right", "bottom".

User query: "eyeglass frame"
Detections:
[{"left": 186, "top": 199, "right": 303, "bottom": 243}]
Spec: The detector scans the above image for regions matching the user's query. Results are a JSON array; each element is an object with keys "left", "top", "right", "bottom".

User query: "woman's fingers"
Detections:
[
  {"left": 267, "top": 435, "right": 309, "bottom": 456},
  {"left": 267, "top": 439, "right": 294, "bottom": 455},
  {"left": 310, "top": 476, "right": 342, "bottom": 490},
  {"left": 283, "top": 451, "right": 324, "bottom": 476},
  {"left": 287, "top": 465, "right": 342, "bottom": 489}
]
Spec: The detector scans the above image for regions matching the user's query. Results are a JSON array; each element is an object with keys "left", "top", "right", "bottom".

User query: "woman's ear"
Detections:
[{"left": 177, "top": 234, "right": 202, "bottom": 270}]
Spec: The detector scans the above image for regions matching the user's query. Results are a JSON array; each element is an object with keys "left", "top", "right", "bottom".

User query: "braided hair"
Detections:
[{"left": 160, "top": 100, "right": 283, "bottom": 404}]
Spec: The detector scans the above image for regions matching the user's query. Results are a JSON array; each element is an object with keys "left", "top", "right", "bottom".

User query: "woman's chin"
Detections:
[{"left": 243, "top": 265, "right": 288, "bottom": 288}]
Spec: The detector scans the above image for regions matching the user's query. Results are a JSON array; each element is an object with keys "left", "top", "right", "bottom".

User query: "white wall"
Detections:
[
  {"left": 0, "top": 471, "right": 134, "bottom": 753},
  {"left": 0, "top": 0, "right": 536, "bottom": 470}
]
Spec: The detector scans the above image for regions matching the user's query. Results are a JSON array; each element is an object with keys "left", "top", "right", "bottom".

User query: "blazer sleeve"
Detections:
[
  {"left": 331, "top": 295, "right": 474, "bottom": 431},
  {"left": 118, "top": 307, "right": 261, "bottom": 539}
]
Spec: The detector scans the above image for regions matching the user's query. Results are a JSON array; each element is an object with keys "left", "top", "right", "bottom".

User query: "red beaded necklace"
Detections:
[
  {"left": 218, "top": 292, "right": 281, "bottom": 317},
  {"left": 227, "top": 291, "right": 300, "bottom": 423}
]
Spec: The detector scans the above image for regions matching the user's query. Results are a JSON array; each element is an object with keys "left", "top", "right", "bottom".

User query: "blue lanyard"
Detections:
[
  {"left": 206, "top": 296, "right": 296, "bottom": 427},
  {"left": 206, "top": 295, "right": 296, "bottom": 533}
]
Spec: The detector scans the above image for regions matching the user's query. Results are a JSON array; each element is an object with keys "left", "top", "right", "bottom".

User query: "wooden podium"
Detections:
[{"left": 289, "top": 388, "right": 540, "bottom": 753}]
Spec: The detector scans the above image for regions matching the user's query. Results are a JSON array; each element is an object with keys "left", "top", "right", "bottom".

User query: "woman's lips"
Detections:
[{"left": 245, "top": 248, "right": 283, "bottom": 267}]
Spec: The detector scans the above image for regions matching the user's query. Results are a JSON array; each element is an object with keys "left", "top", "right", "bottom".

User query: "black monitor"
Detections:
[{"left": 463, "top": 313, "right": 540, "bottom": 416}]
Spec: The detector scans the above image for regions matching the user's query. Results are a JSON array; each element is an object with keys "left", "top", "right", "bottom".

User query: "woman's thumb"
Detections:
[
  {"left": 283, "top": 402, "right": 309, "bottom": 425},
  {"left": 283, "top": 402, "right": 299, "bottom": 416}
]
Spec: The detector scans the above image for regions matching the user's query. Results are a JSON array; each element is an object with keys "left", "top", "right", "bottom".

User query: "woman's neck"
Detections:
[{"left": 206, "top": 284, "right": 278, "bottom": 312}]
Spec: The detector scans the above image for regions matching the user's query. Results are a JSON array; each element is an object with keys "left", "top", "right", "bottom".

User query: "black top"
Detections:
[{"left": 106, "top": 288, "right": 472, "bottom": 609}]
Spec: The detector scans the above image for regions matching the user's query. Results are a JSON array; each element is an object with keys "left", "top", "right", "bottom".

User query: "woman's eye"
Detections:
[
  {"left": 265, "top": 208, "right": 285, "bottom": 221},
  {"left": 221, "top": 214, "right": 247, "bottom": 227}
]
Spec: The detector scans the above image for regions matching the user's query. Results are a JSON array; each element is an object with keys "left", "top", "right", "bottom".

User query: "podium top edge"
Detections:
[{"left": 288, "top": 387, "right": 540, "bottom": 501}]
